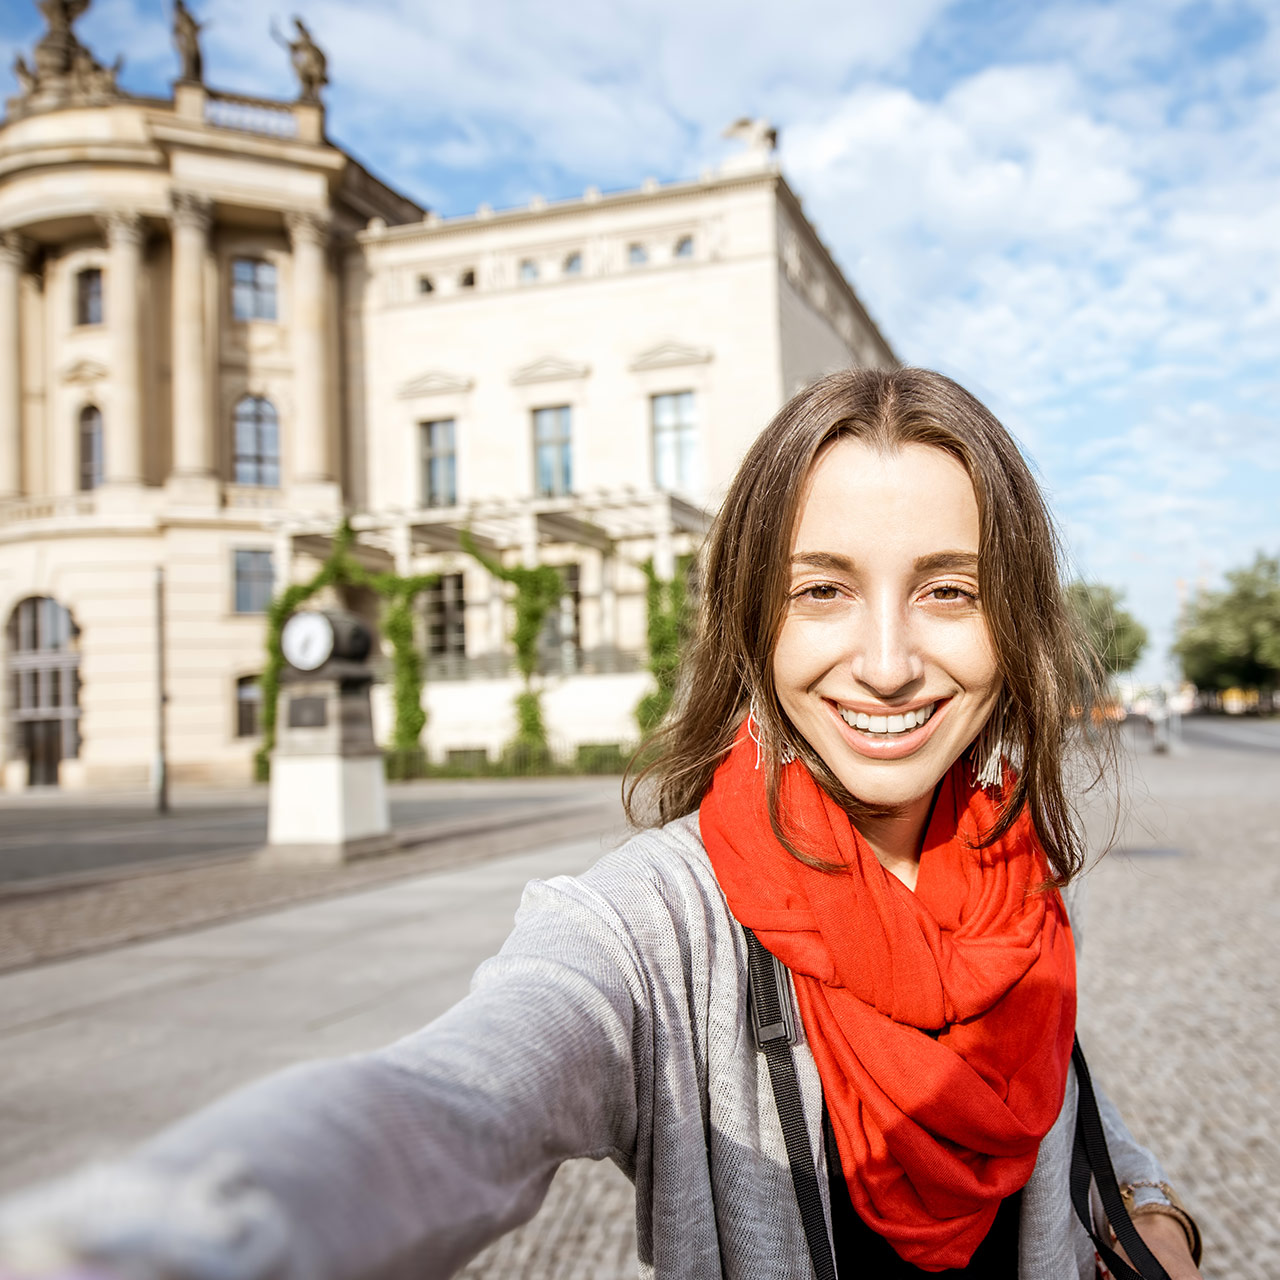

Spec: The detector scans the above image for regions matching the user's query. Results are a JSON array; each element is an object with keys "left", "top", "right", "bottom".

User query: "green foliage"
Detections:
[
  {"left": 256, "top": 520, "right": 436, "bottom": 777},
  {"left": 574, "top": 742, "right": 628, "bottom": 774},
  {"left": 1065, "top": 580, "right": 1148, "bottom": 677},
  {"left": 460, "top": 530, "right": 563, "bottom": 752},
  {"left": 513, "top": 688, "right": 547, "bottom": 746},
  {"left": 1174, "top": 552, "right": 1280, "bottom": 691},
  {"left": 635, "top": 556, "right": 692, "bottom": 733}
]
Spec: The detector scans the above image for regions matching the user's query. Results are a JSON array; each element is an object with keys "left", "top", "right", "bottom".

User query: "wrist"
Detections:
[{"left": 1110, "top": 1181, "right": 1203, "bottom": 1267}]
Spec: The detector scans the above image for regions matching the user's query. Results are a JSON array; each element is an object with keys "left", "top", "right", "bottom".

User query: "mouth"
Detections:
[
  {"left": 824, "top": 696, "right": 951, "bottom": 760},
  {"left": 836, "top": 701, "right": 938, "bottom": 737}
]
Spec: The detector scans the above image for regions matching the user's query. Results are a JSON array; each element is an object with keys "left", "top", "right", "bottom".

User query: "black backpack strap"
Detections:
[
  {"left": 1070, "top": 1037, "right": 1171, "bottom": 1280},
  {"left": 743, "top": 925, "right": 838, "bottom": 1280}
]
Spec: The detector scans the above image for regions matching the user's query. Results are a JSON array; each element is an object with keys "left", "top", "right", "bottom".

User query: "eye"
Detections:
[
  {"left": 792, "top": 582, "right": 842, "bottom": 602},
  {"left": 925, "top": 582, "right": 978, "bottom": 604}
]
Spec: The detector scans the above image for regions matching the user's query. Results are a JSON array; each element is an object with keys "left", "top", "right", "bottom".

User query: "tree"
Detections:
[
  {"left": 1174, "top": 552, "right": 1280, "bottom": 691},
  {"left": 1065, "top": 581, "right": 1148, "bottom": 676}
]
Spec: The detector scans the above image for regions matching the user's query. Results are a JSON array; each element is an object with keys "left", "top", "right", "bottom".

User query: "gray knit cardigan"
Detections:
[{"left": 0, "top": 814, "right": 1168, "bottom": 1280}]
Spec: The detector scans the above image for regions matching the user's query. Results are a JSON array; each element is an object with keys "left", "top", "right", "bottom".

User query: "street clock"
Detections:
[{"left": 281, "top": 610, "right": 335, "bottom": 671}]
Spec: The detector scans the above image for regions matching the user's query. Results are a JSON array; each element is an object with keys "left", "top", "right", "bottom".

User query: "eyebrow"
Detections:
[{"left": 790, "top": 550, "right": 979, "bottom": 574}]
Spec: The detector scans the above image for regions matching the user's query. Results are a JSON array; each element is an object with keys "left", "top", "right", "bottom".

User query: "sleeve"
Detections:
[
  {"left": 0, "top": 874, "right": 653, "bottom": 1280},
  {"left": 1094, "top": 1080, "right": 1172, "bottom": 1204}
]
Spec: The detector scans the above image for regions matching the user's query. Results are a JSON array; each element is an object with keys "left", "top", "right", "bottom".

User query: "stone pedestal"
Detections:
[
  {"left": 264, "top": 754, "right": 391, "bottom": 864},
  {"left": 261, "top": 654, "right": 392, "bottom": 865}
]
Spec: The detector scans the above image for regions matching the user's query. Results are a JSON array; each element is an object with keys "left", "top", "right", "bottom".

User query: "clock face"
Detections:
[{"left": 281, "top": 611, "right": 335, "bottom": 671}]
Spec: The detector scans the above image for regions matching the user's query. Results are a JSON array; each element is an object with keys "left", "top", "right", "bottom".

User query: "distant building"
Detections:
[{"left": 0, "top": 3, "right": 896, "bottom": 788}]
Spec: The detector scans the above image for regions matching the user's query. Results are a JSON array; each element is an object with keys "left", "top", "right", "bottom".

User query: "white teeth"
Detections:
[{"left": 838, "top": 701, "right": 936, "bottom": 736}]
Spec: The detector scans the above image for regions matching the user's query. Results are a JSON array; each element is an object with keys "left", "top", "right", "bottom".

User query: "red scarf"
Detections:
[{"left": 699, "top": 724, "right": 1076, "bottom": 1271}]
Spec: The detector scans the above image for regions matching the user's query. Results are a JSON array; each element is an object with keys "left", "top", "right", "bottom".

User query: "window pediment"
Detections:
[
  {"left": 511, "top": 356, "right": 590, "bottom": 386},
  {"left": 60, "top": 358, "right": 109, "bottom": 386},
  {"left": 629, "top": 341, "right": 713, "bottom": 371},
  {"left": 397, "top": 370, "right": 475, "bottom": 399}
]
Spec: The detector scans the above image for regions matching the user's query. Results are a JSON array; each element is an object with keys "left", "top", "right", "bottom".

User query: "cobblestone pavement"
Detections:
[{"left": 1073, "top": 728, "right": 1278, "bottom": 1280}]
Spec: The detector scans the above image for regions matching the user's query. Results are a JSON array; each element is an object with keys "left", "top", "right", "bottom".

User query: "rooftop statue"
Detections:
[
  {"left": 173, "top": 0, "right": 204, "bottom": 84},
  {"left": 273, "top": 16, "right": 328, "bottom": 104},
  {"left": 7, "top": 0, "right": 122, "bottom": 117}
]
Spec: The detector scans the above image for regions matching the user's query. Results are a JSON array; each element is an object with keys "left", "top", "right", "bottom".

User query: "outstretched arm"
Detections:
[{"left": 0, "top": 877, "right": 649, "bottom": 1280}]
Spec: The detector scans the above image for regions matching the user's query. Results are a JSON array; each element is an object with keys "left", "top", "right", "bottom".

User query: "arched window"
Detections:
[
  {"left": 7, "top": 597, "right": 80, "bottom": 786},
  {"left": 233, "top": 396, "right": 280, "bottom": 487},
  {"left": 78, "top": 405, "right": 104, "bottom": 492}
]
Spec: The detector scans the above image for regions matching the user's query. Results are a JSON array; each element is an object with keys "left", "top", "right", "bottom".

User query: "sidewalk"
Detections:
[{"left": 0, "top": 780, "right": 627, "bottom": 973}]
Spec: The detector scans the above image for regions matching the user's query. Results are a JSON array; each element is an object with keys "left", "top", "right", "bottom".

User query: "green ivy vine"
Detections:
[
  {"left": 256, "top": 520, "right": 437, "bottom": 778},
  {"left": 460, "top": 530, "right": 563, "bottom": 754},
  {"left": 635, "top": 555, "right": 692, "bottom": 734}
]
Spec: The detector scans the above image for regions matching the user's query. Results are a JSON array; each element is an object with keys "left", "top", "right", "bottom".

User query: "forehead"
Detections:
[{"left": 791, "top": 439, "right": 980, "bottom": 557}]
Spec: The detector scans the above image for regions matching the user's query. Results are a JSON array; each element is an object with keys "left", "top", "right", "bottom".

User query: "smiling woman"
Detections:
[
  {"left": 0, "top": 370, "right": 1202, "bottom": 1280},
  {"left": 633, "top": 367, "right": 1099, "bottom": 886}
]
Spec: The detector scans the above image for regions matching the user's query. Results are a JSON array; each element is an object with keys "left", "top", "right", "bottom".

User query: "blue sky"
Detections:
[{"left": 3, "top": 0, "right": 1278, "bottom": 680}]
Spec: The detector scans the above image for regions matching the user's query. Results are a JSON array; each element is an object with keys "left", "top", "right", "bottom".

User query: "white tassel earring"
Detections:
[
  {"left": 748, "top": 696, "right": 796, "bottom": 771},
  {"left": 973, "top": 707, "right": 1007, "bottom": 790}
]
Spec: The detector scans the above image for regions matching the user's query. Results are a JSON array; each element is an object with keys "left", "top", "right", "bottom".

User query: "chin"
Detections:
[{"left": 809, "top": 732, "right": 967, "bottom": 811}]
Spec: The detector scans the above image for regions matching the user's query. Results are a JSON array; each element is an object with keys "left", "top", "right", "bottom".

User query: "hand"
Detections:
[{"left": 1121, "top": 1211, "right": 1203, "bottom": 1280}]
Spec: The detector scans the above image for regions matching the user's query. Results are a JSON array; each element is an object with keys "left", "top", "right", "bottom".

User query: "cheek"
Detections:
[
  {"left": 771, "top": 618, "right": 829, "bottom": 694},
  {"left": 942, "top": 621, "right": 1001, "bottom": 694}
]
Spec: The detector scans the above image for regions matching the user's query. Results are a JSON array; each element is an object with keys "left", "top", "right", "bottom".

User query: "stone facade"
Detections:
[{"left": 0, "top": 4, "right": 896, "bottom": 789}]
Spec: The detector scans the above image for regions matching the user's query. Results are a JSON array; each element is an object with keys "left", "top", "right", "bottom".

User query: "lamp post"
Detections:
[{"left": 155, "top": 565, "right": 169, "bottom": 814}]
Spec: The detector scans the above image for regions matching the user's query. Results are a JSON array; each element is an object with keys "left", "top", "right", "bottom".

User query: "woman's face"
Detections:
[{"left": 772, "top": 438, "right": 1002, "bottom": 810}]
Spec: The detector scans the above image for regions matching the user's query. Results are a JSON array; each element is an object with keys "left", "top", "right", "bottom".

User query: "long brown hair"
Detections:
[{"left": 624, "top": 367, "right": 1112, "bottom": 885}]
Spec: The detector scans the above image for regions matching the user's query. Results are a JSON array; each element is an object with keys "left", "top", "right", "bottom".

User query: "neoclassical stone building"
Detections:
[{"left": 0, "top": 4, "right": 895, "bottom": 788}]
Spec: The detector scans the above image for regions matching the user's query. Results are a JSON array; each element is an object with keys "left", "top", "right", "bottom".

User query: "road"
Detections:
[
  {"left": 0, "top": 777, "right": 621, "bottom": 886},
  {"left": 0, "top": 717, "right": 1274, "bottom": 1278}
]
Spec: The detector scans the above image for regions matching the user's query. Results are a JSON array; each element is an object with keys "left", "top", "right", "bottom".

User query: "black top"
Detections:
[{"left": 823, "top": 1109, "right": 1022, "bottom": 1278}]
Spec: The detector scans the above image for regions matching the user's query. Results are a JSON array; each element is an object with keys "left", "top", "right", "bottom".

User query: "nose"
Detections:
[{"left": 848, "top": 597, "right": 923, "bottom": 698}]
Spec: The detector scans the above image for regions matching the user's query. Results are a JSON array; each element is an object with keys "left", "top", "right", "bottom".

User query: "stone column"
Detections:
[
  {"left": 599, "top": 550, "right": 617, "bottom": 652},
  {"left": 652, "top": 492, "right": 676, "bottom": 580},
  {"left": 0, "top": 232, "right": 29, "bottom": 500},
  {"left": 285, "top": 212, "right": 334, "bottom": 495},
  {"left": 102, "top": 211, "right": 145, "bottom": 486},
  {"left": 169, "top": 191, "right": 214, "bottom": 495}
]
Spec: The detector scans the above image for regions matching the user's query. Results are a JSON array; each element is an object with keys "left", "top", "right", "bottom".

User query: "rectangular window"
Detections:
[
  {"left": 539, "top": 564, "right": 581, "bottom": 666},
  {"left": 420, "top": 419, "right": 457, "bottom": 507},
  {"left": 424, "top": 573, "right": 466, "bottom": 657},
  {"left": 79, "top": 406, "right": 104, "bottom": 492},
  {"left": 533, "top": 405, "right": 572, "bottom": 498},
  {"left": 231, "top": 258, "right": 278, "bottom": 322},
  {"left": 236, "top": 676, "right": 262, "bottom": 738},
  {"left": 233, "top": 549, "right": 274, "bottom": 614},
  {"left": 651, "top": 391, "right": 697, "bottom": 494},
  {"left": 75, "top": 268, "right": 103, "bottom": 326}
]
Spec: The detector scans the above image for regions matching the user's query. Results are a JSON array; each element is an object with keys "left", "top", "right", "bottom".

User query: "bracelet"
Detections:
[{"left": 1110, "top": 1181, "right": 1203, "bottom": 1267}]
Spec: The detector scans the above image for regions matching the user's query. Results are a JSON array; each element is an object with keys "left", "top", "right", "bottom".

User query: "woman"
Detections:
[{"left": 0, "top": 369, "right": 1201, "bottom": 1279}]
